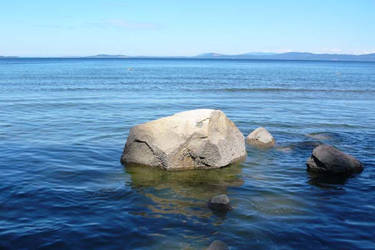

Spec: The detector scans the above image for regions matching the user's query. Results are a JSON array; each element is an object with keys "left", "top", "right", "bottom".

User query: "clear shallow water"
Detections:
[{"left": 0, "top": 58, "right": 374, "bottom": 249}]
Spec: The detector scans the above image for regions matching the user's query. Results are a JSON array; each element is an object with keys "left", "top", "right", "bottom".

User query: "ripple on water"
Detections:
[{"left": 0, "top": 58, "right": 375, "bottom": 249}]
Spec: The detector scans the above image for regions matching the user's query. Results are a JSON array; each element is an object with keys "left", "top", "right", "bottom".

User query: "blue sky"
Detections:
[{"left": 0, "top": 0, "right": 374, "bottom": 56}]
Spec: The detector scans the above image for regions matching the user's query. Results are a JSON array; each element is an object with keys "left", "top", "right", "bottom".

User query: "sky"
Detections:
[{"left": 0, "top": 0, "right": 374, "bottom": 57}]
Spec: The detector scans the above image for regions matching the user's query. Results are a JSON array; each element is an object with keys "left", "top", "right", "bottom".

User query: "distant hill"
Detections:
[
  {"left": 196, "top": 53, "right": 226, "bottom": 57},
  {"left": 85, "top": 54, "right": 128, "bottom": 58},
  {"left": 240, "top": 52, "right": 278, "bottom": 56},
  {"left": 2, "top": 53, "right": 375, "bottom": 62},
  {"left": 196, "top": 52, "right": 375, "bottom": 61}
]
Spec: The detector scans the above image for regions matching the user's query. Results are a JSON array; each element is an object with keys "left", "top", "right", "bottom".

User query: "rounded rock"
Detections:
[
  {"left": 208, "top": 194, "right": 231, "bottom": 211},
  {"left": 306, "top": 144, "right": 363, "bottom": 175},
  {"left": 246, "top": 127, "right": 275, "bottom": 147}
]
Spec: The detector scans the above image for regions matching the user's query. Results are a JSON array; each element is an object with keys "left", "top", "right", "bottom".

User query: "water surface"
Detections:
[{"left": 0, "top": 58, "right": 374, "bottom": 249}]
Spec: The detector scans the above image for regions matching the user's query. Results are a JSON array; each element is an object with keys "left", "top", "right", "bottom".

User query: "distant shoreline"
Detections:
[
  {"left": 2, "top": 51, "right": 375, "bottom": 62},
  {"left": 195, "top": 52, "right": 375, "bottom": 61},
  {"left": 1, "top": 56, "right": 375, "bottom": 63}
]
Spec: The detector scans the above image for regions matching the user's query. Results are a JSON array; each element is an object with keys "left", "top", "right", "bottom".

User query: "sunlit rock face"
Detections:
[
  {"left": 121, "top": 109, "right": 246, "bottom": 170},
  {"left": 306, "top": 144, "right": 363, "bottom": 175}
]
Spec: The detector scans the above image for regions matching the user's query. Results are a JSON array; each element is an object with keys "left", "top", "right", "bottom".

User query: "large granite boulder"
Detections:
[
  {"left": 306, "top": 144, "right": 363, "bottom": 175},
  {"left": 121, "top": 109, "right": 246, "bottom": 170},
  {"left": 246, "top": 127, "right": 275, "bottom": 147}
]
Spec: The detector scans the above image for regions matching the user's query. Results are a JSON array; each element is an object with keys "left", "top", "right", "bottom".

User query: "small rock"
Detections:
[
  {"left": 306, "top": 144, "right": 363, "bottom": 175},
  {"left": 208, "top": 194, "right": 231, "bottom": 211},
  {"left": 276, "top": 146, "right": 293, "bottom": 153},
  {"left": 207, "top": 240, "right": 229, "bottom": 250},
  {"left": 246, "top": 127, "right": 275, "bottom": 147}
]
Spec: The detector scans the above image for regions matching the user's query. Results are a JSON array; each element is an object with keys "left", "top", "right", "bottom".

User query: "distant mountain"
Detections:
[
  {"left": 197, "top": 52, "right": 277, "bottom": 57},
  {"left": 196, "top": 53, "right": 226, "bottom": 57},
  {"left": 85, "top": 54, "right": 128, "bottom": 58},
  {"left": 196, "top": 52, "right": 375, "bottom": 61},
  {"left": 2, "top": 53, "right": 375, "bottom": 61},
  {"left": 241, "top": 52, "right": 278, "bottom": 56}
]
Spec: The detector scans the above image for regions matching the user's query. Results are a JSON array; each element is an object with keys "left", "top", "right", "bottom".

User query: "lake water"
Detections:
[{"left": 0, "top": 58, "right": 374, "bottom": 249}]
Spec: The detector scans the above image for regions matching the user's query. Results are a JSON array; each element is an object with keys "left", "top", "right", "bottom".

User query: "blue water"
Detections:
[{"left": 0, "top": 58, "right": 374, "bottom": 249}]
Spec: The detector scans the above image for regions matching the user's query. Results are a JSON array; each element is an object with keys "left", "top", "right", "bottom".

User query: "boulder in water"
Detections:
[
  {"left": 208, "top": 194, "right": 231, "bottom": 211},
  {"left": 306, "top": 144, "right": 363, "bottom": 175},
  {"left": 246, "top": 127, "right": 275, "bottom": 147},
  {"left": 121, "top": 109, "right": 246, "bottom": 170}
]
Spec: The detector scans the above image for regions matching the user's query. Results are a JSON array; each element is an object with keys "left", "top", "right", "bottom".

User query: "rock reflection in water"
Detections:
[
  {"left": 307, "top": 172, "right": 349, "bottom": 189},
  {"left": 124, "top": 164, "right": 244, "bottom": 218}
]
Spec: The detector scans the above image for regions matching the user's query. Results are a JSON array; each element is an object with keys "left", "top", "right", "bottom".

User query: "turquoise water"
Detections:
[{"left": 0, "top": 58, "right": 374, "bottom": 249}]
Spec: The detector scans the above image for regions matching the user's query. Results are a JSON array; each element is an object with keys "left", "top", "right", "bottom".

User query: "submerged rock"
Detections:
[
  {"left": 306, "top": 132, "right": 333, "bottom": 141},
  {"left": 208, "top": 194, "right": 231, "bottom": 211},
  {"left": 276, "top": 141, "right": 321, "bottom": 154},
  {"left": 207, "top": 240, "right": 228, "bottom": 250},
  {"left": 125, "top": 164, "right": 243, "bottom": 218},
  {"left": 246, "top": 127, "right": 275, "bottom": 147},
  {"left": 306, "top": 144, "right": 363, "bottom": 175},
  {"left": 121, "top": 109, "right": 246, "bottom": 170}
]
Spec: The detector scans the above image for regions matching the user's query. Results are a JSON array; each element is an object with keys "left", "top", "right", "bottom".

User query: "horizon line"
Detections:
[{"left": 2, "top": 51, "right": 375, "bottom": 58}]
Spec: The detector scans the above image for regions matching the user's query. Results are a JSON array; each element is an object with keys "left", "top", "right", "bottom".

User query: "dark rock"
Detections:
[
  {"left": 207, "top": 240, "right": 229, "bottom": 250},
  {"left": 306, "top": 144, "right": 363, "bottom": 175},
  {"left": 208, "top": 194, "right": 231, "bottom": 211}
]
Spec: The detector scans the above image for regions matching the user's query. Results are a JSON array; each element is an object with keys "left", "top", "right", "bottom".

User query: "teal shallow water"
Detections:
[{"left": 0, "top": 58, "right": 374, "bottom": 249}]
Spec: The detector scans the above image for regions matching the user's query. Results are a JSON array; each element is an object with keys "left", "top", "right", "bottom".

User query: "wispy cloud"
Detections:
[
  {"left": 97, "top": 19, "right": 160, "bottom": 30},
  {"left": 33, "top": 19, "right": 160, "bottom": 31},
  {"left": 314, "top": 48, "right": 375, "bottom": 55},
  {"left": 33, "top": 24, "right": 76, "bottom": 30}
]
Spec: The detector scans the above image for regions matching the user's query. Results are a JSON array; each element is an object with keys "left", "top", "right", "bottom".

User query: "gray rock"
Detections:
[
  {"left": 208, "top": 194, "right": 231, "bottom": 211},
  {"left": 306, "top": 144, "right": 363, "bottom": 175},
  {"left": 246, "top": 127, "right": 275, "bottom": 147},
  {"left": 121, "top": 109, "right": 246, "bottom": 170},
  {"left": 207, "top": 240, "right": 229, "bottom": 250}
]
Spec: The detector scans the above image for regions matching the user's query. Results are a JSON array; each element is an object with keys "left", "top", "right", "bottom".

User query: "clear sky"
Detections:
[{"left": 0, "top": 0, "right": 374, "bottom": 57}]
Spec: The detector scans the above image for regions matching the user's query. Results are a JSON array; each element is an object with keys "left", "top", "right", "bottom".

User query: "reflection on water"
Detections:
[
  {"left": 125, "top": 164, "right": 244, "bottom": 218},
  {"left": 308, "top": 172, "right": 349, "bottom": 188}
]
